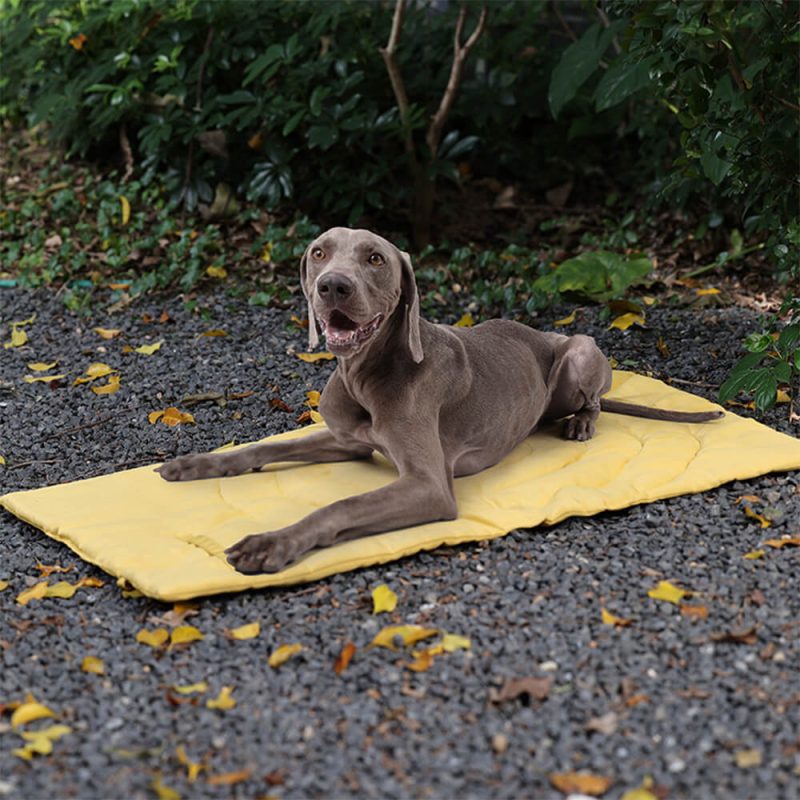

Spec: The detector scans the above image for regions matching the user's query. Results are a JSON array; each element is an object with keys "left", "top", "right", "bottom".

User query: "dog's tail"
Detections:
[{"left": 600, "top": 398, "right": 724, "bottom": 423}]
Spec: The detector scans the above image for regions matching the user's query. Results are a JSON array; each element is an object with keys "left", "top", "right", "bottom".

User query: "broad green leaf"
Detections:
[
  {"left": 549, "top": 22, "right": 625, "bottom": 118},
  {"left": 700, "top": 149, "right": 732, "bottom": 185},
  {"left": 594, "top": 56, "right": 655, "bottom": 111}
]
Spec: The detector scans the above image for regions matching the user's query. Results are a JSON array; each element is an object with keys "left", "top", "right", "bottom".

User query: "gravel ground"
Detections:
[{"left": 1, "top": 286, "right": 799, "bottom": 800}]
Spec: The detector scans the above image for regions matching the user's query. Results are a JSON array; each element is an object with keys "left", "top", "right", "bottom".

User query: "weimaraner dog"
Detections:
[{"left": 157, "top": 227, "right": 722, "bottom": 573}]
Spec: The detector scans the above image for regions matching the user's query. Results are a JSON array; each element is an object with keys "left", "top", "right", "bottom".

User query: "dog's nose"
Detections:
[{"left": 317, "top": 272, "right": 354, "bottom": 300}]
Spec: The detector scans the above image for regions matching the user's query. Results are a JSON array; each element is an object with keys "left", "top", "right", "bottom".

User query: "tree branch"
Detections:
[
  {"left": 380, "top": 0, "right": 416, "bottom": 165},
  {"left": 426, "top": 5, "right": 488, "bottom": 156}
]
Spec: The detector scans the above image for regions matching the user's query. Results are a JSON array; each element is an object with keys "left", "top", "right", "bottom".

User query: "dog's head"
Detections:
[{"left": 299, "top": 227, "right": 422, "bottom": 362}]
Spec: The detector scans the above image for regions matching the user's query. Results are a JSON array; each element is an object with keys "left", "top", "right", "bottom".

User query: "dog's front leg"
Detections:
[
  {"left": 225, "top": 463, "right": 457, "bottom": 574},
  {"left": 156, "top": 430, "right": 371, "bottom": 481}
]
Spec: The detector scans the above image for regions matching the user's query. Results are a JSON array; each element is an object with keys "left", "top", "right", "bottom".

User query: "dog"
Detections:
[{"left": 157, "top": 227, "right": 722, "bottom": 573}]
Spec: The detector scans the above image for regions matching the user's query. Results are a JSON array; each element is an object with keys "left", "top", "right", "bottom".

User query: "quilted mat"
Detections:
[{"left": 2, "top": 371, "right": 799, "bottom": 601}]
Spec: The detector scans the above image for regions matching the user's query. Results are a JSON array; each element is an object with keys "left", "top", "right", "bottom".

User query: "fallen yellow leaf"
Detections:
[
  {"left": 207, "top": 768, "right": 253, "bottom": 786},
  {"left": 439, "top": 633, "right": 471, "bottom": 652},
  {"left": 94, "top": 327, "right": 121, "bottom": 339},
  {"left": 119, "top": 195, "right": 131, "bottom": 225},
  {"left": 776, "top": 389, "right": 791, "bottom": 404},
  {"left": 227, "top": 621, "right": 260, "bottom": 641},
  {"left": 200, "top": 329, "right": 227, "bottom": 337},
  {"left": 406, "top": 649, "right": 435, "bottom": 672},
  {"left": 91, "top": 374, "right": 121, "bottom": 395},
  {"left": 135, "top": 341, "right": 163, "bottom": 355},
  {"left": 696, "top": 287, "right": 720, "bottom": 296},
  {"left": 762, "top": 536, "right": 800, "bottom": 549},
  {"left": 372, "top": 584, "right": 398, "bottom": 614},
  {"left": 620, "top": 776, "right": 658, "bottom": 800},
  {"left": 549, "top": 771, "right": 613, "bottom": 796},
  {"left": 454, "top": 312, "right": 474, "bottom": 328},
  {"left": 206, "top": 686, "right": 236, "bottom": 710},
  {"left": 296, "top": 351, "right": 335, "bottom": 362},
  {"left": 743, "top": 549, "right": 765, "bottom": 560},
  {"left": 206, "top": 265, "right": 227, "bottom": 279},
  {"left": 44, "top": 581, "right": 78, "bottom": 599},
  {"left": 608, "top": 312, "right": 645, "bottom": 331},
  {"left": 0, "top": 455, "right": 5, "bottom": 466},
  {"left": 553, "top": 310, "right": 576, "bottom": 327},
  {"left": 11, "top": 701, "right": 56, "bottom": 728},
  {"left": 176, "top": 744, "right": 205, "bottom": 782},
  {"left": 679, "top": 604, "right": 709, "bottom": 620},
  {"left": 743, "top": 506, "right": 771, "bottom": 528},
  {"left": 13, "top": 724, "right": 71, "bottom": 761},
  {"left": 4, "top": 326, "right": 28, "bottom": 348},
  {"left": 306, "top": 390, "right": 321, "bottom": 408},
  {"left": 136, "top": 627, "right": 169, "bottom": 648},
  {"left": 0, "top": 579, "right": 8, "bottom": 591},
  {"left": 24, "top": 374, "right": 66, "bottom": 383},
  {"left": 268, "top": 643, "right": 303, "bottom": 668},
  {"left": 149, "top": 407, "right": 195, "bottom": 426},
  {"left": 370, "top": 625, "right": 439, "bottom": 650},
  {"left": 151, "top": 774, "right": 181, "bottom": 800},
  {"left": 309, "top": 409, "right": 324, "bottom": 423},
  {"left": 81, "top": 656, "right": 105, "bottom": 675},
  {"left": 170, "top": 625, "right": 204, "bottom": 646},
  {"left": 647, "top": 580, "right": 689, "bottom": 605},
  {"left": 16, "top": 582, "right": 48, "bottom": 606},
  {"left": 601, "top": 607, "right": 632, "bottom": 627},
  {"left": 27, "top": 361, "right": 58, "bottom": 372},
  {"left": 734, "top": 748, "right": 762, "bottom": 768},
  {"left": 172, "top": 681, "right": 208, "bottom": 695},
  {"left": 73, "top": 362, "right": 115, "bottom": 385}
]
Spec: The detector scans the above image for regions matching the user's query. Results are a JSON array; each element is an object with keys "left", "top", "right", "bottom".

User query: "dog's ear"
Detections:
[
  {"left": 299, "top": 245, "right": 320, "bottom": 350},
  {"left": 399, "top": 249, "right": 424, "bottom": 364}
]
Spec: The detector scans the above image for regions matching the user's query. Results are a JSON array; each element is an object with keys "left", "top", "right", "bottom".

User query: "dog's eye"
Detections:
[
  {"left": 368, "top": 253, "right": 385, "bottom": 267},
  {"left": 311, "top": 247, "right": 325, "bottom": 261}
]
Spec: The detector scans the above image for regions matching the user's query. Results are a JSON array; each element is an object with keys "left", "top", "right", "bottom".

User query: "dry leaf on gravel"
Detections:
[
  {"left": 742, "top": 549, "right": 766, "bottom": 560},
  {"left": 454, "top": 312, "right": 474, "bottom": 327},
  {"left": 370, "top": 625, "right": 438, "bottom": 650},
  {"left": 135, "top": 341, "right": 163, "bottom": 355},
  {"left": 11, "top": 701, "right": 56, "bottom": 728},
  {"left": 176, "top": 745, "right": 205, "bottom": 782},
  {"left": 207, "top": 768, "right": 253, "bottom": 786},
  {"left": 647, "top": 580, "right": 689, "bottom": 605},
  {"left": 489, "top": 676, "right": 552, "bottom": 705},
  {"left": 172, "top": 682, "right": 208, "bottom": 695},
  {"left": 743, "top": 505, "right": 771, "bottom": 528},
  {"left": 620, "top": 776, "right": 659, "bottom": 800},
  {"left": 225, "top": 621, "right": 260, "bottom": 641},
  {"left": 206, "top": 686, "right": 236, "bottom": 710},
  {"left": 91, "top": 374, "right": 121, "bottom": 395},
  {"left": 268, "top": 643, "right": 303, "bottom": 668},
  {"left": 679, "top": 604, "right": 709, "bottom": 620},
  {"left": 73, "top": 362, "right": 115, "bottom": 385},
  {"left": 0, "top": 580, "right": 9, "bottom": 591},
  {"left": 136, "top": 628, "right": 169, "bottom": 648},
  {"left": 334, "top": 642, "right": 356, "bottom": 675},
  {"left": 296, "top": 351, "right": 334, "bottom": 362},
  {"left": 13, "top": 724, "right": 71, "bottom": 760},
  {"left": 81, "top": 656, "right": 105, "bottom": 675},
  {"left": 94, "top": 328, "right": 121, "bottom": 339},
  {"left": 406, "top": 649, "right": 435, "bottom": 673},
  {"left": 170, "top": 625, "right": 204, "bottom": 647},
  {"left": 549, "top": 771, "right": 613, "bottom": 796},
  {"left": 734, "top": 748, "right": 762, "bottom": 768},
  {"left": 27, "top": 361, "right": 58, "bottom": 372},
  {"left": 601, "top": 607, "right": 632, "bottom": 627},
  {"left": 585, "top": 711, "right": 619, "bottom": 735},
  {"left": 762, "top": 536, "right": 800, "bottom": 549},
  {"left": 24, "top": 373, "right": 67, "bottom": 383},
  {"left": 372, "top": 584, "right": 398, "bottom": 614},
  {"left": 149, "top": 407, "right": 195, "bottom": 426},
  {"left": 553, "top": 310, "right": 576, "bottom": 327},
  {"left": 151, "top": 774, "right": 180, "bottom": 800},
  {"left": 306, "top": 390, "right": 321, "bottom": 407},
  {"left": 710, "top": 625, "right": 758, "bottom": 645},
  {"left": 608, "top": 312, "right": 645, "bottom": 331}
]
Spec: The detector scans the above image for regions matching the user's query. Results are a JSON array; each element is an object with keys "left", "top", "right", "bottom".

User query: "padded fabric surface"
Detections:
[{"left": 3, "top": 372, "right": 799, "bottom": 601}]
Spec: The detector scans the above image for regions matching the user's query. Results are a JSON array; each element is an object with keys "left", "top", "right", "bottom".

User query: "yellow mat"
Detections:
[{"left": 3, "top": 372, "right": 799, "bottom": 601}]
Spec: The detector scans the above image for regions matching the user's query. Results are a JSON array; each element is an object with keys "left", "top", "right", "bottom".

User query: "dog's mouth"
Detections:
[{"left": 321, "top": 310, "right": 383, "bottom": 355}]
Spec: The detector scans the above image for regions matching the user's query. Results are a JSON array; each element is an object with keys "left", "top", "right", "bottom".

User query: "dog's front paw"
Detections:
[
  {"left": 563, "top": 412, "right": 596, "bottom": 442},
  {"left": 156, "top": 453, "right": 233, "bottom": 481},
  {"left": 225, "top": 532, "right": 299, "bottom": 574}
]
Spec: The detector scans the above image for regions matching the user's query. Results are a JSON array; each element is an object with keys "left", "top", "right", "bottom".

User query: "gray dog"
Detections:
[{"left": 157, "top": 227, "right": 722, "bottom": 573}]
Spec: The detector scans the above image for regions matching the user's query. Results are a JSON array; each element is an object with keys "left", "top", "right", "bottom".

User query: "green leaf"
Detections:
[
  {"left": 718, "top": 352, "right": 766, "bottom": 404},
  {"left": 699, "top": 150, "right": 732, "bottom": 186},
  {"left": 752, "top": 369, "right": 778, "bottom": 410},
  {"left": 594, "top": 56, "right": 655, "bottom": 111},
  {"left": 307, "top": 126, "right": 338, "bottom": 150},
  {"left": 548, "top": 21, "right": 626, "bottom": 119}
]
